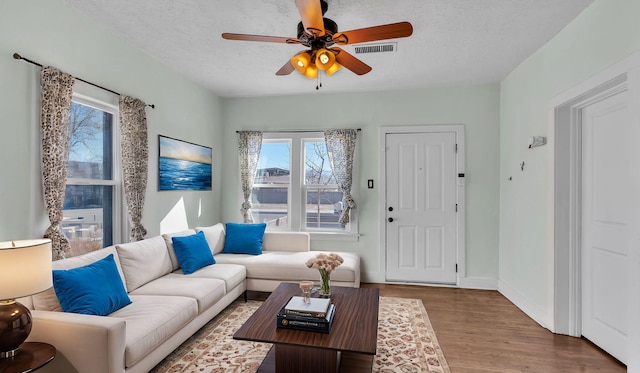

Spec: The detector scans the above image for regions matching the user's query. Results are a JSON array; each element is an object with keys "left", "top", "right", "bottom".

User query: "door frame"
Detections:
[
  {"left": 378, "top": 125, "right": 465, "bottom": 285},
  {"left": 553, "top": 77, "right": 627, "bottom": 336},
  {"left": 551, "top": 51, "right": 640, "bottom": 341}
]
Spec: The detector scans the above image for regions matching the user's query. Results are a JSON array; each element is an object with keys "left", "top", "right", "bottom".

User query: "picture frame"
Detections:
[{"left": 158, "top": 135, "right": 212, "bottom": 191}]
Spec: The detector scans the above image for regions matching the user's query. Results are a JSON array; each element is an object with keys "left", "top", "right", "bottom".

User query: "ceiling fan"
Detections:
[{"left": 221, "top": 0, "right": 413, "bottom": 81}]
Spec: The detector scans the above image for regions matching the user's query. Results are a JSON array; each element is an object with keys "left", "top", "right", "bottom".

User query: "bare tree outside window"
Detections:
[
  {"left": 69, "top": 104, "right": 103, "bottom": 162},
  {"left": 304, "top": 141, "right": 341, "bottom": 229}
]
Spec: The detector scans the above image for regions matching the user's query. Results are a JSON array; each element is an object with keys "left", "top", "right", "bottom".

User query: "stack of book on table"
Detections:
[{"left": 276, "top": 296, "right": 336, "bottom": 333}]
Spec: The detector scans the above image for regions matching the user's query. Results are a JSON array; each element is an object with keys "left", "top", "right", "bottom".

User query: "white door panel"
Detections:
[
  {"left": 386, "top": 132, "right": 457, "bottom": 284},
  {"left": 581, "top": 89, "right": 630, "bottom": 364}
]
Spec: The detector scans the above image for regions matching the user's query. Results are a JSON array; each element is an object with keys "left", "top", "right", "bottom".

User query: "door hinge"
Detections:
[
  {"left": 455, "top": 203, "right": 458, "bottom": 212},
  {"left": 455, "top": 144, "right": 458, "bottom": 153},
  {"left": 455, "top": 263, "right": 458, "bottom": 273}
]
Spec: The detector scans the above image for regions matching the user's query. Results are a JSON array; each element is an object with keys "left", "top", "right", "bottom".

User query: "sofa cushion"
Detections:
[
  {"left": 162, "top": 229, "right": 196, "bottom": 271},
  {"left": 222, "top": 222, "right": 266, "bottom": 255},
  {"left": 53, "top": 254, "right": 132, "bottom": 316},
  {"left": 169, "top": 263, "right": 246, "bottom": 293},
  {"left": 263, "top": 231, "right": 310, "bottom": 252},
  {"left": 215, "top": 251, "right": 359, "bottom": 283},
  {"left": 115, "top": 235, "right": 173, "bottom": 292},
  {"left": 195, "top": 223, "right": 226, "bottom": 255},
  {"left": 31, "top": 285, "right": 63, "bottom": 312},
  {"left": 171, "top": 231, "right": 215, "bottom": 274},
  {"left": 110, "top": 294, "right": 198, "bottom": 368},
  {"left": 129, "top": 276, "right": 225, "bottom": 313}
]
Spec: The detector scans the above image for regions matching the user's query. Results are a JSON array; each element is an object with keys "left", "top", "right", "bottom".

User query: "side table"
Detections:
[{"left": 0, "top": 342, "right": 56, "bottom": 373}]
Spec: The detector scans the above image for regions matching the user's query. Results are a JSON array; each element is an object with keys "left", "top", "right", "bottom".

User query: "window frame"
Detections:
[
  {"left": 64, "top": 89, "right": 125, "bottom": 248},
  {"left": 249, "top": 131, "right": 359, "bottom": 241}
]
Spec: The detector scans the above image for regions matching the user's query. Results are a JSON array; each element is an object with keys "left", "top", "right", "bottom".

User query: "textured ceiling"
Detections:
[{"left": 63, "top": 0, "right": 594, "bottom": 97}]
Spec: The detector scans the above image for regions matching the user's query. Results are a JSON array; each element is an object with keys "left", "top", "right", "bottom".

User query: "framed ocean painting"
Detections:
[{"left": 158, "top": 135, "right": 212, "bottom": 191}]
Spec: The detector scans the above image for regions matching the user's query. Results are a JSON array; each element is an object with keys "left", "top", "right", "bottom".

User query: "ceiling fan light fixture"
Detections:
[
  {"left": 291, "top": 51, "right": 312, "bottom": 74},
  {"left": 315, "top": 48, "right": 336, "bottom": 70},
  {"left": 222, "top": 0, "right": 413, "bottom": 80},
  {"left": 303, "top": 64, "right": 318, "bottom": 79},
  {"left": 325, "top": 61, "right": 342, "bottom": 76}
]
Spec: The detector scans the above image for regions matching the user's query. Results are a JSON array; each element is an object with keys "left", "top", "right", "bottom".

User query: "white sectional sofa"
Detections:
[{"left": 21, "top": 223, "right": 360, "bottom": 373}]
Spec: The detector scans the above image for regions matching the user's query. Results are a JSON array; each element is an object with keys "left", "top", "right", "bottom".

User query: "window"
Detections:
[
  {"left": 250, "top": 132, "right": 358, "bottom": 239},
  {"left": 304, "top": 140, "right": 343, "bottom": 230},
  {"left": 60, "top": 93, "right": 122, "bottom": 255},
  {"left": 252, "top": 140, "right": 291, "bottom": 228}
]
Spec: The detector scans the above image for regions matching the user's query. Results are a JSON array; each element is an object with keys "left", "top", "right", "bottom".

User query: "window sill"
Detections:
[{"left": 308, "top": 232, "right": 360, "bottom": 242}]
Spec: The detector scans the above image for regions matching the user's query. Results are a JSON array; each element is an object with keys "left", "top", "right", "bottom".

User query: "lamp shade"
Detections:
[
  {"left": 0, "top": 239, "right": 52, "bottom": 300},
  {"left": 326, "top": 61, "right": 342, "bottom": 76},
  {"left": 315, "top": 48, "right": 336, "bottom": 71},
  {"left": 291, "top": 51, "right": 312, "bottom": 74},
  {"left": 303, "top": 64, "right": 318, "bottom": 79}
]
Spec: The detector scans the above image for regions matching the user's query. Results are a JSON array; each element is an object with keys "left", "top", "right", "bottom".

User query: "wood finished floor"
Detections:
[{"left": 360, "top": 283, "right": 626, "bottom": 373}]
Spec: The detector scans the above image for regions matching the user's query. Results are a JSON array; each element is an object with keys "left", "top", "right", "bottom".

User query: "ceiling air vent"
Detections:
[{"left": 354, "top": 42, "right": 397, "bottom": 54}]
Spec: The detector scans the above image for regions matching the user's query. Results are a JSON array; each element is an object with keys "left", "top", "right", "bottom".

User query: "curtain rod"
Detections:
[
  {"left": 236, "top": 129, "right": 361, "bottom": 133},
  {"left": 13, "top": 53, "right": 155, "bottom": 109}
]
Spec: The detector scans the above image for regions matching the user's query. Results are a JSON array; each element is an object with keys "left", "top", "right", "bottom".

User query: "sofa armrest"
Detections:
[
  {"left": 263, "top": 231, "right": 310, "bottom": 252},
  {"left": 27, "top": 310, "right": 126, "bottom": 373}
]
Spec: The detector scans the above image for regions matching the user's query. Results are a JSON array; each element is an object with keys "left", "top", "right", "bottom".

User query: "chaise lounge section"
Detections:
[
  {"left": 193, "top": 223, "right": 360, "bottom": 292},
  {"left": 22, "top": 223, "right": 360, "bottom": 373}
]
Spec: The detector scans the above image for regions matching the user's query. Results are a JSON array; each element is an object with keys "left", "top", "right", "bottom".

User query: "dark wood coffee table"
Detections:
[{"left": 234, "top": 282, "right": 379, "bottom": 373}]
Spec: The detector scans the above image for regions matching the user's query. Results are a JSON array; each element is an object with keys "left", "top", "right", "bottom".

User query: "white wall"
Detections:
[
  {"left": 0, "top": 0, "right": 223, "bottom": 242},
  {"left": 498, "top": 0, "right": 640, "bottom": 364},
  {"left": 221, "top": 85, "right": 501, "bottom": 285}
]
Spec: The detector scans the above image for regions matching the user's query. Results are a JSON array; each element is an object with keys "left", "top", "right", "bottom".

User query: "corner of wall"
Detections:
[
  {"left": 459, "top": 276, "right": 498, "bottom": 290},
  {"left": 498, "top": 279, "right": 554, "bottom": 331}
]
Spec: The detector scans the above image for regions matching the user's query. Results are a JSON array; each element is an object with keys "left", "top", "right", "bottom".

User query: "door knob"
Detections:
[{"left": 388, "top": 217, "right": 394, "bottom": 222}]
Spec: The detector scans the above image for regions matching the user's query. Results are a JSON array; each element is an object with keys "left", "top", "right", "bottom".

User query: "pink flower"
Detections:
[{"left": 305, "top": 252, "right": 343, "bottom": 272}]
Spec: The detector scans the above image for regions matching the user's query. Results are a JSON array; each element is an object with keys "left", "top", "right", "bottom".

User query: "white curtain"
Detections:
[
  {"left": 324, "top": 129, "right": 358, "bottom": 225},
  {"left": 237, "top": 131, "right": 263, "bottom": 223},
  {"left": 119, "top": 96, "right": 148, "bottom": 241}
]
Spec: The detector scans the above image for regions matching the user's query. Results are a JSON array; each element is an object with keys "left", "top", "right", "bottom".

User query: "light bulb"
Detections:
[
  {"left": 315, "top": 48, "right": 336, "bottom": 71},
  {"left": 291, "top": 51, "right": 312, "bottom": 74}
]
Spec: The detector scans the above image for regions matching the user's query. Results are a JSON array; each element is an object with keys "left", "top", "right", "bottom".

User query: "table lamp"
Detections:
[{"left": 0, "top": 239, "right": 52, "bottom": 358}]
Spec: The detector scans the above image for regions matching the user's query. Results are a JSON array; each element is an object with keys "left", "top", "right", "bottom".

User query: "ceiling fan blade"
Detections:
[
  {"left": 332, "top": 22, "right": 413, "bottom": 45},
  {"left": 222, "top": 33, "right": 302, "bottom": 44},
  {"left": 276, "top": 60, "right": 295, "bottom": 76},
  {"left": 295, "top": 0, "right": 325, "bottom": 35},
  {"left": 331, "top": 47, "right": 372, "bottom": 75}
]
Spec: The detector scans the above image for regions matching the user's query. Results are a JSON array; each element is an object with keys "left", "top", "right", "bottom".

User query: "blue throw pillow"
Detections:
[
  {"left": 222, "top": 222, "right": 267, "bottom": 255},
  {"left": 53, "top": 254, "right": 131, "bottom": 316},
  {"left": 172, "top": 231, "right": 215, "bottom": 274}
]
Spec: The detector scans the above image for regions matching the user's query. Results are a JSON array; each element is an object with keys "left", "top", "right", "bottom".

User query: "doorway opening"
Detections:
[{"left": 553, "top": 74, "right": 630, "bottom": 363}]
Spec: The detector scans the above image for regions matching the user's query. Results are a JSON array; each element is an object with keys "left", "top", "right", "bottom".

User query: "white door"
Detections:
[
  {"left": 385, "top": 132, "right": 457, "bottom": 284},
  {"left": 581, "top": 89, "right": 630, "bottom": 364}
]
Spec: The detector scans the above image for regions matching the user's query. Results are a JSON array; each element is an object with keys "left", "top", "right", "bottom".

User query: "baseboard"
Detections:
[
  {"left": 498, "top": 280, "right": 553, "bottom": 331},
  {"left": 458, "top": 276, "right": 498, "bottom": 290},
  {"left": 362, "top": 272, "right": 498, "bottom": 290},
  {"left": 361, "top": 271, "right": 385, "bottom": 284}
]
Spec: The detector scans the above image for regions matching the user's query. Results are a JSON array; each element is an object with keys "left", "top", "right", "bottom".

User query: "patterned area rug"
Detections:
[{"left": 150, "top": 297, "right": 449, "bottom": 373}]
